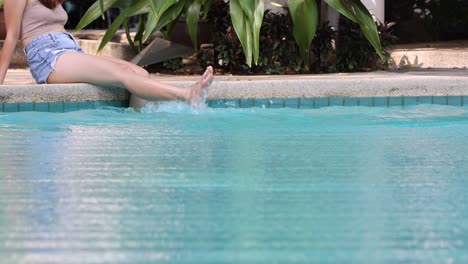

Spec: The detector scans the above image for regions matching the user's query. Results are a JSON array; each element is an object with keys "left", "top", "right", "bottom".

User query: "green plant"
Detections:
[
  {"left": 229, "top": 0, "right": 264, "bottom": 68},
  {"left": 0, "top": 0, "right": 3, "bottom": 8},
  {"left": 78, "top": 0, "right": 383, "bottom": 71},
  {"left": 161, "top": 58, "right": 184, "bottom": 72},
  {"left": 311, "top": 22, "right": 336, "bottom": 73},
  {"left": 212, "top": 3, "right": 304, "bottom": 74},
  {"left": 245, "top": 0, "right": 384, "bottom": 69},
  {"left": 335, "top": 19, "right": 397, "bottom": 72},
  {"left": 211, "top": 1, "right": 395, "bottom": 75},
  {"left": 65, "top": 0, "right": 112, "bottom": 30},
  {"left": 76, "top": 0, "right": 212, "bottom": 52},
  {"left": 288, "top": 0, "right": 318, "bottom": 71}
]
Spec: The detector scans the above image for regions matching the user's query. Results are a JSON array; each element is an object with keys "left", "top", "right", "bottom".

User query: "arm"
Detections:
[{"left": 0, "top": 0, "right": 27, "bottom": 84}]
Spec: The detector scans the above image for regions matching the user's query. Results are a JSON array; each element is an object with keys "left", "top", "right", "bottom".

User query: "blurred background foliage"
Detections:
[
  {"left": 63, "top": 0, "right": 467, "bottom": 74},
  {"left": 386, "top": 0, "right": 468, "bottom": 43},
  {"left": 65, "top": 0, "right": 468, "bottom": 43}
]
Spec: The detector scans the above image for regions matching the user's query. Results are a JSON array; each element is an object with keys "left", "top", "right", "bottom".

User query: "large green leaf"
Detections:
[
  {"left": 230, "top": 0, "right": 253, "bottom": 67},
  {"left": 148, "top": 0, "right": 180, "bottom": 32},
  {"left": 230, "top": 0, "right": 264, "bottom": 67},
  {"left": 323, "top": 0, "right": 383, "bottom": 58},
  {"left": 186, "top": 0, "right": 203, "bottom": 50},
  {"left": 252, "top": 0, "right": 264, "bottom": 65},
  {"left": 288, "top": 0, "right": 318, "bottom": 70},
  {"left": 75, "top": 0, "right": 120, "bottom": 32},
  {"left": 202, "top": 0, "right": 213, "bottom": 18},
  {"left": 99, "top": 0, "right": 105, "bottom": 19},
  {"left": 98, "top": 0, "right": 149, "bottom": 51},
  {"left": 142, "top": 0, "right": 185, "bottom": 43},
  {"left": 237, "top": 0, "right": 264, "bottom": 62},
  {"left": 139, "top": 0, "right": 181, "bottom": 44}
]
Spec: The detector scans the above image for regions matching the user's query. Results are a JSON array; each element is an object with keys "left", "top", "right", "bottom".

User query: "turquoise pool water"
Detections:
[{"left": 0, "top": 103, "right": 467, "bottom": 263}]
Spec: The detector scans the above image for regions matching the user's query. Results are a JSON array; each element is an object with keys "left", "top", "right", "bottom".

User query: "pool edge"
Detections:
[{"left": 1, "top": 70, "right": 468, "bottom": 110}]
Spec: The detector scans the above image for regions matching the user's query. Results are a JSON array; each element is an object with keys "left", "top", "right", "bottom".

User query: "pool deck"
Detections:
[{"left": 2, "top": 37, "right": 468, "bottom": 104}]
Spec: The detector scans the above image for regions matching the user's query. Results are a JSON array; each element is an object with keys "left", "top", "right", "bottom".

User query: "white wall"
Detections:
[
  {"left": 264, "top": 0, "right": 385, "bottom": 22},
  {"left": 265, "top": 0, "right": 288, "bottom": 14},
  {"left": 361, "top": 0, "right": 385, "bottom": 22}
]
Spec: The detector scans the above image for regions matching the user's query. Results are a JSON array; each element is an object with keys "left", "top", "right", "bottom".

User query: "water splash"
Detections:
[
  {"left": 140, "top": 101, "right": 206, "bottom": 114},
  {"left": 190, "top": 87, "right": 209, "bottom": 110}
]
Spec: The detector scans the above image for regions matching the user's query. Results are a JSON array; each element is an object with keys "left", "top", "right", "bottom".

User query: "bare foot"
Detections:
[{"left": 187, "top": 66, "right": 214, "bottom": 107}]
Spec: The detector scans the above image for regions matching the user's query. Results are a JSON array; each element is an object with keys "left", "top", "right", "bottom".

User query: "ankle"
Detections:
[{"left": 181, "top": 88, "right": 192, "bottom": 102}]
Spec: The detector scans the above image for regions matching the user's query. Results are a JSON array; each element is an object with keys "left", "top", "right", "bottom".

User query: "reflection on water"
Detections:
[{"left": 0, "top": 104, "right": 467, "bottom": 263}]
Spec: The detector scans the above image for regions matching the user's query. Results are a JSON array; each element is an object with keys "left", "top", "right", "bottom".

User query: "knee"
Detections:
[
  {"left": 138, "top": 68, "right": 150, "bottom": 78},
  {"left": 114, "top": 64, "right": 138, "bottom": 86}
]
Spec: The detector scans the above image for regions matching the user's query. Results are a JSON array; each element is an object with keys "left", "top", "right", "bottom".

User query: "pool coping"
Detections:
[{"left": 1, "top": 69, "right": 468, "bottom": 105}]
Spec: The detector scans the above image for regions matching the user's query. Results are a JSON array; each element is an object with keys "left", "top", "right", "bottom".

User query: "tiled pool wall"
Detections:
[
  {"left": 0, "top": 96, "right": 467, "bottom": 112},
  {"left": 0, "top": 101, "right": 127, "bottom": 113},
  {"left": 210, "top": 96, "right": 468, "bottom": 108}
]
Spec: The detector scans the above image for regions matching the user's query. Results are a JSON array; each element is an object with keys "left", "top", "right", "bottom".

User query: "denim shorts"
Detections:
[{"left": 24, "top": 32, "right": 85, "bottom": 84}]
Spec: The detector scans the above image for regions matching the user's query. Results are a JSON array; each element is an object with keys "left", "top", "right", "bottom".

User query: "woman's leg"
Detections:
[
  {"left": 97, "top": 56, "right": 150, "bottom": 108},
  {"left": 47, "top": 52, "right": 214, "bottom": 104},
  {"left": 98, "top": 55, "right": 150, "bottom": 78}
]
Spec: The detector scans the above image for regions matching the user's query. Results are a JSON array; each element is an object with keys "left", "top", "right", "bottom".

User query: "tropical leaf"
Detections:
[
  {"left": 202, "top": 0, "right": 213, "bottom": 18},
  {"left": 288, "top": 0, "right": 318, "bottom": 70},
  {"left": 79, "top": 0, "right": 383, "bottom": 70},
  {"left": 323, "top": 0, "right": 383, "bottom": 58},
  {"left": 98, "top": 0, "right": 149, "bottom": 51},
  {"left": 124, "top": 18, "right": 137, "bottom": 52},
  {"left": 186, "top": 0, "right": 203, "bottom": 49},
  {"left": 99, "top": 0, "right": 105, "bottom": 19},
  {"left": 149, "top": 0, "right": 180, "bottom": 29},
  {"left": 75, "top": 0, "right": 120, "bottom": 32},
  {"left": 139, "top": 0, "right": 181, "bottom": 43},
  {"left": 230, "top": 0, "right": 264, "bottom": 67},
  {"left": 252, "top": 0, "right": 264, "bottom": 65},
  {"left": 142, "top": 0, "right": 185, "bottom": 43},
  {"left": 128, "top": 14, "right": 147, "bottom": 52},
  {"left": 230, "top": 0, "right": 253, "bottom": 67}
]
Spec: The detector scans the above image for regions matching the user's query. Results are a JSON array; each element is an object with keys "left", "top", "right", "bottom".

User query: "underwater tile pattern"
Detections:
[
  {"left": 403, "top": 97, "right": 418, "bottom": 106},
  {"left": 240, "top": 99, "right": 254, "bottom": 108},
  {"left": 269, "top": 99, "right": 284, "bottom": 108},
  {"left": 389, "top": 97, "right": 403, "bottom": 106},
  {"left": 373, "top": 97, "right": 388, "bottom": 107},
  {"left": 299, "top": 98, "right": 314, "bottom": 109},
  {"left": 418, "top": 96, "right": 433, "bottom": 105},
  {"left": 358, "top": 97, "right": 373, "bottom": 107},
  {"left": 314, "top": 98, "right": 329, "bottom": 108},
  {"left": 0, "top": 101, "right": 127, "bottom": 113},
  {"left": 4, "top": 103, "right": 19, "bottom": 113},
  {"left": 208, "top": 96, "right": 468, "bottom": 109},
  {"left": 448, "top": 96, "right": 462, "bottom": 106},
  {"left": 1, "top": 97, "right": 467, "bottom": 112},
  {"left": 34, "top": 102, "right": 49, "bottom": 112},
  {"left": 284, "top": 98, "right": 299, "bottom": 108},
  {"left": 329, "top": 97, "right": 344, "bottom": 106},
  {"left": 433, "top": 96, "right": 448, "bottom": 105},
  {"left": 344, "top": 98, "right": 359, "bottom": 106}
]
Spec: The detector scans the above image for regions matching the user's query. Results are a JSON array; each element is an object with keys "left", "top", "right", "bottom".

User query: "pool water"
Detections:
[{"left": 0, "top": 103, "right": 467, "bottom": 263}]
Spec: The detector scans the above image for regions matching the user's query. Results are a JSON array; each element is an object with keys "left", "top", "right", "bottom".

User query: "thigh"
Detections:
[
  {"left": 98, "top": 55, "right": 149, "bottom": 77},
  {"left": 47, "top": 52, "right": 124, "bottom": 86},
  {"left": 98, "top": 56, "right": 150, "bottom": 107}
]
